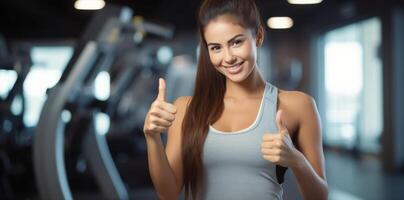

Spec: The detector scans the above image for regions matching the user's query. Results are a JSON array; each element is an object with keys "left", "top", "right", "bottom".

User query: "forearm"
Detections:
[
  {"left": 146, "top": 135, "right": 181, "bottom": 200},
  {"left": 291, "top": 152, "right": 328, "bottom": 200}
]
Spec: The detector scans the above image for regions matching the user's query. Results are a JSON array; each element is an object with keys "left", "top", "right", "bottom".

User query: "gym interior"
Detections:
[{"left": 1, "top": 0, "right": 404, "bottom": 199}]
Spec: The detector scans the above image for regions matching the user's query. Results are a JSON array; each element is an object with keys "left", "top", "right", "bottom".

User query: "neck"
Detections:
[{"left": 224, "top": 66, "right": 265, "bottom": 99}]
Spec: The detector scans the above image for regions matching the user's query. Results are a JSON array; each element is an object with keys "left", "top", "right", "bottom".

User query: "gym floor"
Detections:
[
  {"left": 71, "top": 149, "right": 404, "bottom": 200},
  {"left": 326, "top": 150, "right": 404, "bottom": 200}
]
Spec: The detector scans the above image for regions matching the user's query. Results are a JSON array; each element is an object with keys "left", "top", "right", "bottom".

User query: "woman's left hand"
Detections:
[{"left": 261, "top": 110, "right": 303, "bottom": 168}]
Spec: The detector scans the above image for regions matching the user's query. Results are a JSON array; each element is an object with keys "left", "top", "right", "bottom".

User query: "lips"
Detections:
[{"left": 223, "top": 61, "right": 244, "bottom": 74}]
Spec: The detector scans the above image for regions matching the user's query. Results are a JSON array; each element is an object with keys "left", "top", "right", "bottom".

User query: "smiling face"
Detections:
[{"left": 204, "top": 14, "right": 262, "bottom": 83}]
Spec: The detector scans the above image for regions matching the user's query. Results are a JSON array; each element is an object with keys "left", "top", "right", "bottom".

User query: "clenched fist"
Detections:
[
  {"left": 143, "top": 78, "right": 177, "bottom": 137},
  {"left": 261, "top": 110, "right": 302, "bottom": 168}
]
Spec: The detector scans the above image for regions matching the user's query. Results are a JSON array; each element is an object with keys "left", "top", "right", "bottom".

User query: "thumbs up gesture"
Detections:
[
  {"left": 261, "top": 110, "right": 301, "bottom": 168},
  {"left": 143, "top": 78, "right": 177, "bottom": 137}
]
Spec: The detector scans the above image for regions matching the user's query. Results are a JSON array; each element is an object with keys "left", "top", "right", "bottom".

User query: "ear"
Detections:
[{"left": 255, "top": 26, "right": 264, "bottom": 47}]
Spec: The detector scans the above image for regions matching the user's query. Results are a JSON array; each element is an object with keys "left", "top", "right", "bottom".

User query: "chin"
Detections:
[{"left": 225, "top": 74, "right": 248, "bottom": 83}]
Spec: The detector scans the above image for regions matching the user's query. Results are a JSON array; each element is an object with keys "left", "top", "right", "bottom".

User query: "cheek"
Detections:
[
  {"left": 246, "top": 43, "right": 257, "bottom": 59},
  {"left": 209, "top": 53, "right": 221, "bottom": 67},
  {"left": 236, "top": 43, "right": 256, "bottom": 60}
]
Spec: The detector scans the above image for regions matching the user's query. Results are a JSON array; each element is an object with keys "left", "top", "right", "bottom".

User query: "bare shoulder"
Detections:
[
  {"left": 173, "top": 96, "right": 192, "bottom": 108},
  {"left": 173, "top": 96, "right": 192, "bottom": 117},
  {"left": 277, "top": 90, "right": 318, "bottom": 134},
  {"left": 278, "top": 90, "right": 316, "bottom": 109}
]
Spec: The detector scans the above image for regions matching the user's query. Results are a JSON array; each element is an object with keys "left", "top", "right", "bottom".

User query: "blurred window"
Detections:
[
  {"left": 23, "top": 46, "right": 73, "bottom": 127},
  {"left": 323, "top": 17, "right": 383, "bottom": 153}
]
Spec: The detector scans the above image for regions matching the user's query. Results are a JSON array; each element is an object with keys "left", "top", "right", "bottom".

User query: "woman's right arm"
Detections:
[{"left": 143, "top": 78, "right": 189, "bottom": 200}]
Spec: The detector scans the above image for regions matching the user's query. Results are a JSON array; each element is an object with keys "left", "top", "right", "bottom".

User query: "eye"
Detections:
[
  {"left": 210, "top": 45, "right": 221, "bottom": 51},
  {"left": 231, "top": 39, "right": 243, "bottom": 47}
]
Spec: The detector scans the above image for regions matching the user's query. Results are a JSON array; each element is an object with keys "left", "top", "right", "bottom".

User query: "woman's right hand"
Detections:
[{"left": 143, "top": 78, "right": 177, "bottom": 138}]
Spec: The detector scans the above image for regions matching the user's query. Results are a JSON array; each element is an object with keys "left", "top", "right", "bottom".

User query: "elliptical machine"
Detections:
[
  {"left": 33, "top": 4, "right": 174, "bottom": 200},
  {"left": 33, "top": 5, "right": 133, "bottom": 200}
]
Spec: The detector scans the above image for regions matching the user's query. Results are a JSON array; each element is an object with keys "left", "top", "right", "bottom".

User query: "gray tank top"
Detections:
[{"left": 201, "top": 82, "right": 284, "bottom": 200}]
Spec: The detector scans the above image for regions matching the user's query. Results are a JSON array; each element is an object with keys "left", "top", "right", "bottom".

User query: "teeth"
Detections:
[{"left": 228, "top": 63, "right": 241, "bottom": 68}]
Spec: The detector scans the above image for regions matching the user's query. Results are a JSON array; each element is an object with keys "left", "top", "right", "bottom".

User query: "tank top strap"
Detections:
[
  {"left": 264, "top": 82, "right": 278, "bottom": 106},
  {"left": 262, "top": 82, "right": 278, "bottom": 133},
  {"left": 264, "top": 82, "right": 288, "bottom": 184}
]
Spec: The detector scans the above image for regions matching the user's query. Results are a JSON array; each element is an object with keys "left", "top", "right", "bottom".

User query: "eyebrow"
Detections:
[{"left": 207, "top": 34, "right": 245, "bottom": 46}]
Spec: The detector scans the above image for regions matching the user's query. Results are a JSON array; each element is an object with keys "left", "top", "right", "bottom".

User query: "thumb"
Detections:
[
  {"left": 156, "top": 78, "right": 166, "bottom": 101},
  {"left": 276, "top": 110, "right": 287, "bottom": 133}
]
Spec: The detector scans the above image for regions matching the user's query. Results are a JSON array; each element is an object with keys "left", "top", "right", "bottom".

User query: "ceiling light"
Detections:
[
  {"left": 287, "top": 0, "right": 323, "bottom": 4},
  {"left": 267, "top": 17, "right": 294, "bottom": 29},
  {"left": 74, "top": 0, "right": 105, "bottom": 10}
]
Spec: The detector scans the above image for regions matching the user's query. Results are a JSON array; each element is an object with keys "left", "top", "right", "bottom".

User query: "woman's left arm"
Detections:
[
  {"left": 262, "top": 93, "right": 328, "bottom": 200},
  {"left": 291, "top": 94, "right": 328, "bottom": 200}
]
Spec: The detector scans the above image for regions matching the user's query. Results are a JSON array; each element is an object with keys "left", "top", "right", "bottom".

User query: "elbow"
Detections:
[
  {"left": 307, "top": 187, "right": 328, "bottom": 200},
  {"left": 156, "top": 187, "right": 182, "bottom": 200},
  {"left": 321, "top": 190, "right": 329, "bottom": 200},
  {"left": 320, "top": 181, "right": 329, "bottom": 200},
  {"left": 156, "top": 193, "right": 171, "bottom": 200},
  {"left": 151, "top": 174, "right": 183, "bottom": 200},
  {"left": 304, "top": 180, "right": 328, "bottom": 200},
  {"left": 157, "top": 192, "right": 180, "bottom": 200}
]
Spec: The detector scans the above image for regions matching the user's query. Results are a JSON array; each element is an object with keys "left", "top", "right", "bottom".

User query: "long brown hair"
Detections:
[{"left": 181, "top": 0, "right": 263, "bottom": 199}]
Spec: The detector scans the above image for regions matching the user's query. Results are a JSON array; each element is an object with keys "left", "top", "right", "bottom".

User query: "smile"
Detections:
[
  {"left": 223, "top": 61, "right": 244, "bottom": 68},
  {"left": 223, "top": 61, "right": 244, "bottom": 74}
]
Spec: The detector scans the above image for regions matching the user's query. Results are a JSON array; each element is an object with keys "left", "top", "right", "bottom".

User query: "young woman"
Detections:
[{"left": 143, "top": 0, "right": 328, "bottom": 199}]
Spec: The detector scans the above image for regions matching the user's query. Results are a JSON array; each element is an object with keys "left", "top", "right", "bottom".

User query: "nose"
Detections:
[{"left": 223, "top": 48, "right": 236, "bottom": 65}]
